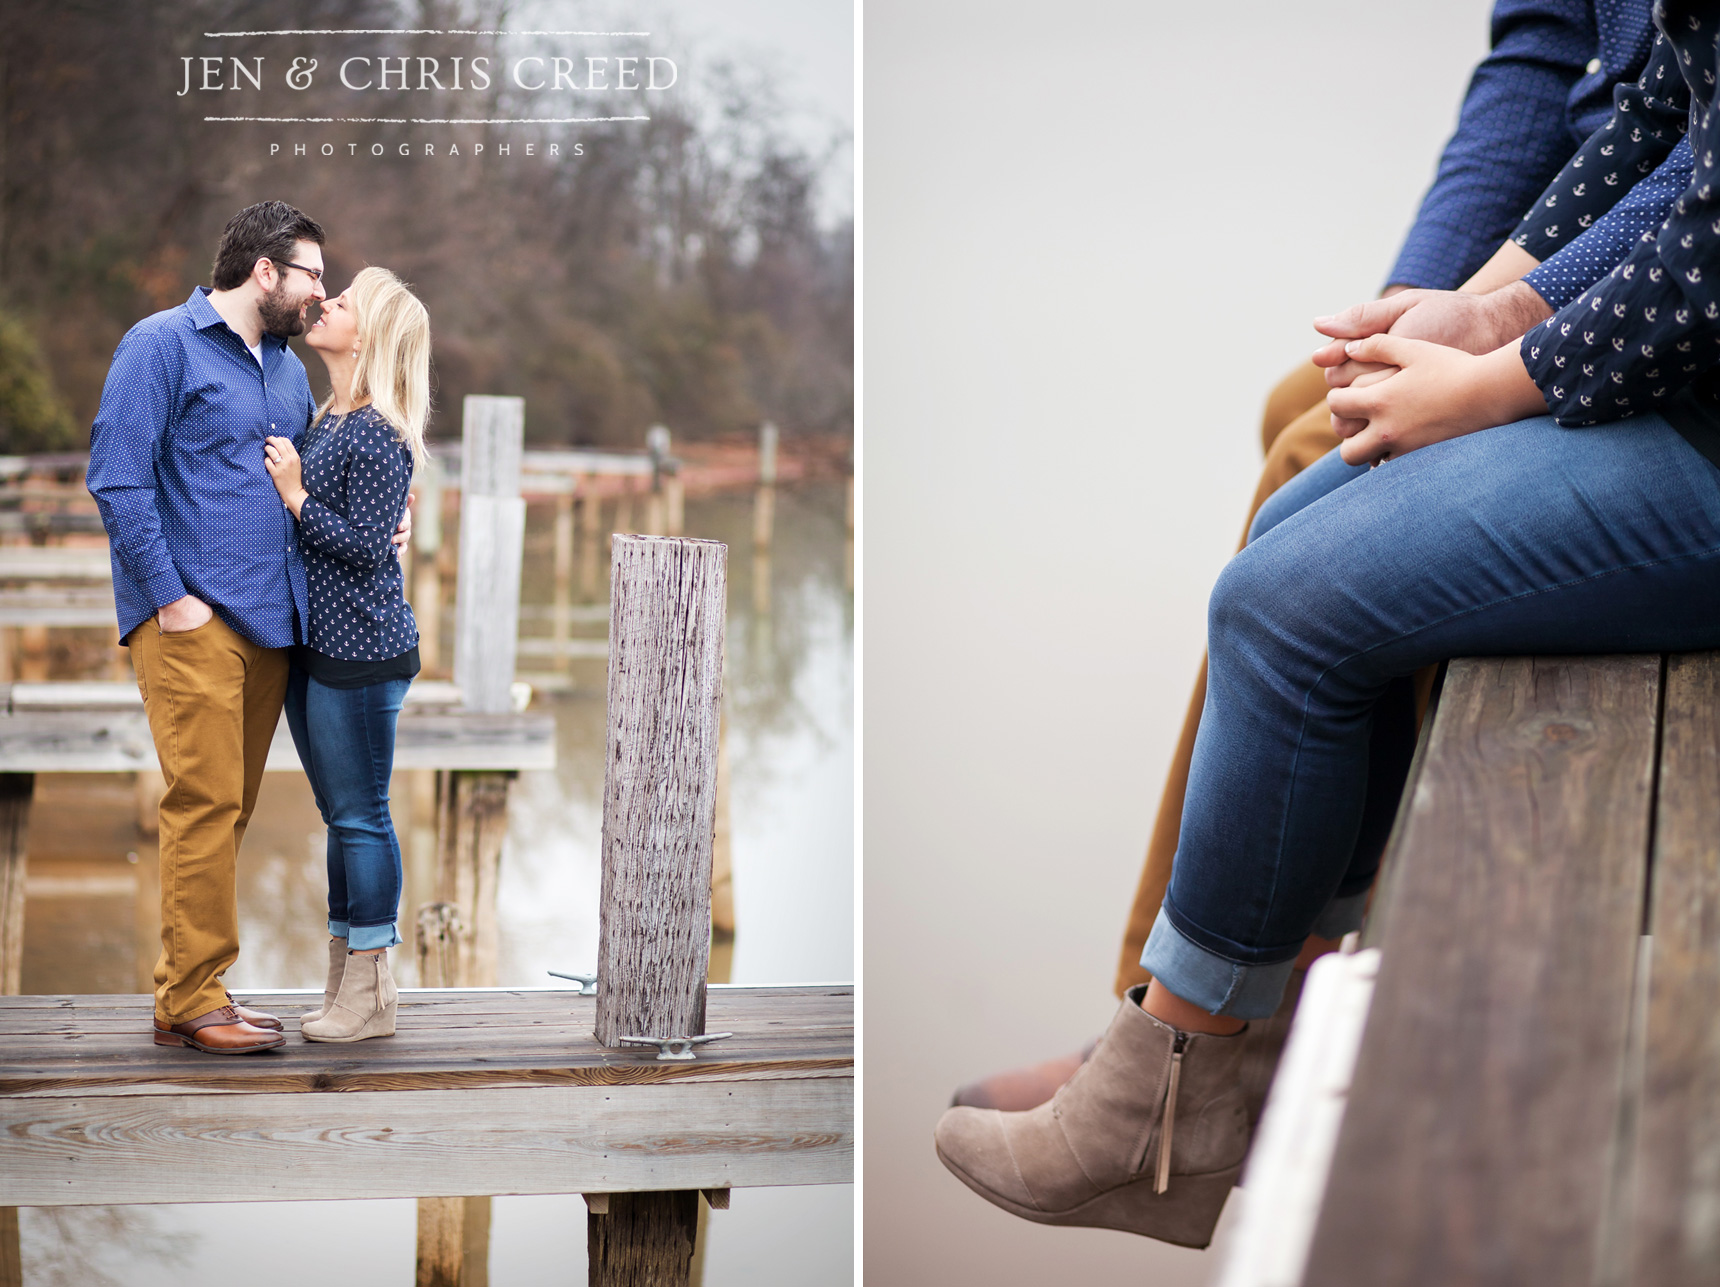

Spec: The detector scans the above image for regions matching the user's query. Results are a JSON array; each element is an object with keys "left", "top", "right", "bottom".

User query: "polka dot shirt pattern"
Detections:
[
  {"left": 295, "top": 405, "right": 419, "bottom": 661},
  {"left": 86, "top": 287, "right": 313, "bottom": 648},
  {"left": 1522, "top": 0, "right": 1720, "bottom": 426}
]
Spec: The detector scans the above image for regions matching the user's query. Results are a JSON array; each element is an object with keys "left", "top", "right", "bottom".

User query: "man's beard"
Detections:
[{"left": 258, "top": 281, "right": 309, "bottom": 338}]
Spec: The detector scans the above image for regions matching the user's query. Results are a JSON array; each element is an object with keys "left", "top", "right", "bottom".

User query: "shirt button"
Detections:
[{"left": 1586, "top": 58, "right": 1601, "bottom": 74}]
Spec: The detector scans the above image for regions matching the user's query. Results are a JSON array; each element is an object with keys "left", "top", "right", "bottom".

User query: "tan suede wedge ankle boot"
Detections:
[
  {"left": 301, "top": 936, "right": 349, "bottom": 1026},
  {"left": 302, "top": 950, "right": 397, "bottom": 1042},
  {"left": 934, "top": 985, "right": 1248, "bottom": 1248}
]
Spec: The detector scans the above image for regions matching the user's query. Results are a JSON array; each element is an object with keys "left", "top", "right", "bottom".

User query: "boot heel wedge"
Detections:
[{"left": 935, "top": 1143, "right": 1238, "bottom": 1248}]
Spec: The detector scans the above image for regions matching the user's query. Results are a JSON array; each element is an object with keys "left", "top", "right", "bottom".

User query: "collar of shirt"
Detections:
[{"left": 184, "top": 286, "right": 291, "bottom": 365}]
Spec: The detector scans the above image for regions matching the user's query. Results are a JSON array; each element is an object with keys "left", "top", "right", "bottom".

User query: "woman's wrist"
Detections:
[
  {"left": 283, "top": 488, "right": 308, "bottom": 519},
  {"left": 1467, "top": 341, "right": 1551, "bottom": 430}
]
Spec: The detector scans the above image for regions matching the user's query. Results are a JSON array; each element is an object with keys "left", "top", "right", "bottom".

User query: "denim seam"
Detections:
[{"left": 1252, "top": 534, "right": 1720, "bottom": 955}]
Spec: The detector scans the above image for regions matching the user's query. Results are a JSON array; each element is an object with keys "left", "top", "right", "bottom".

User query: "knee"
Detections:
[{"left": 1207, "top": 545, "right": 1283, "bottom": 656}]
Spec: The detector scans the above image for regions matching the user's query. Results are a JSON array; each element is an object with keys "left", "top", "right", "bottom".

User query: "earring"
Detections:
[{"left": 351, "top": 349, "right": 359, "bottom": 358}]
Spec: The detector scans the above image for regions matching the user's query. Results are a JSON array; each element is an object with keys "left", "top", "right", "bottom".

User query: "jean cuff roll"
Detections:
[
  {"left": 347, "top": 923, "right": 402, "bottom": 951},
  {"left": 1311, "top": 888, "right": 1369, "bottom": 941},
  {"left": 1139, "top": 906, "right": 1298, "bottom": 1021},
  {"left": 328, "top": 919, "right": 350, "bottom": 939}
]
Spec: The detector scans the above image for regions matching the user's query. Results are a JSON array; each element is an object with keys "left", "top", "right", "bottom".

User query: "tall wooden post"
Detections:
[
  {"left": 752, "top": 421, "right": 777, "bottom": 550},
  {"left": 595, "top": 535, "right": 726, "bottom": 1046},
  {"left": 579, "top": 474, "right": 602, "bottom": 601},
  {"left": 413, "top": 455, "right": 446, "bottom": 673},
  {"left": 0, "top": 772, "right": 31, "bottom": 1287},
  {"left": 590, "top": 535, "right": 726, "bottom": 1287},
  {"left": 415, "top": 397, "right": 524, "bottom": 1287},
  {"left": 553, "top": 487, "right": 575, "bottom": 671},
  {"left": 453, "top": 397, "right": 524, "bottom": 714},
  {"left": 0, "top": 773, "right": 33, "bottom": 997}
]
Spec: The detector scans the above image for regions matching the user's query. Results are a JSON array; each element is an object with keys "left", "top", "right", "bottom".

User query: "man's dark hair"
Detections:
[{"left": 210, "top": 201, "right": 325, "bottom": 291}]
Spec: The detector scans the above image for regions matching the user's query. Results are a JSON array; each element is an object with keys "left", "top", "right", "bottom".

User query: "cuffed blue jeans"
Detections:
[
  {"left": 1142, "top": 413, "right": 1720, "bottom": 1018},
  {"left": 283, "top": 669, "right": 409, "bottom": 951}
]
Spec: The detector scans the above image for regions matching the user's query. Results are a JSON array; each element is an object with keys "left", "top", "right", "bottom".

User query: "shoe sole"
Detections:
[
  {"left": 935, "top": 1140, "right": 1238, "bottom": 1249},
  {"left": 152, "top": 1029, "right": 286, "bottom": 1055}
]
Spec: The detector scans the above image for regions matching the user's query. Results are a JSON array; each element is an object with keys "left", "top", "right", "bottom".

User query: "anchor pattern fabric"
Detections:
[
  {"left": 1387, "top": 0, "right": 1658, "bottom": 292},
  {"left": 295, "top": 404, "right": 419, "bottom": 660},
  {"left": 1515, "top": 28, "right": 1695, "bottom": 310},
  {"left": 1523, "top": 0, "right": 1720, "bottom": 425}
]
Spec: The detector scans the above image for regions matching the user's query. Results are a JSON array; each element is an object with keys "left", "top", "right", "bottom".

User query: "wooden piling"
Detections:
[
  {"left": 416, "top": 1194, "right": 492, "bottom": 1287},
  {"left": 579, "top": 475, "right": 602, "bottom": 600},
  {"left": 418, "top": 398, "right": 525, "bottom": 1287},
  {"left": 590, "top": 1191, "right": 699, "bottom": 1287},
  {"left": 553, "top": 490, "right": 575, "bottom": 671},
  {"left": 452, "top": 397, "right": 524, "bottom": 715},
  {"left": 0, "top": 774, "right": 32, "bottom": 997},
  {"left": 413, "top": 456, "right": 446, "bottom": 674},
  {"left": 0, "top": 772, "right": 29, "bottom": 1287},
  {"left": 752, "top": 421, "right": 778, "bottom": 550},
  {"left": 427, "top": 769, "right": 511, "bottom": 989},
  {"left": 594, "top": 535, "right": 727, "bottom": 1048}
]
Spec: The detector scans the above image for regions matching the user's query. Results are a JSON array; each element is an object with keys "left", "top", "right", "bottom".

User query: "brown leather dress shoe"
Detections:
[
  {"left": 225, "top": 992, "right": 283, "bottom": 1031},
  {"left": 152, "top": 1005, "right": 286, "bottom": 1054}
]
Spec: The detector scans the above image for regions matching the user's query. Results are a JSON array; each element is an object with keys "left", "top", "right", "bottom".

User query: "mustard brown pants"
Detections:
[
  {"left": 130, "top": 611, "right": 288, "bottom": 1024},
  {"left": 1112, "top": 362, "right": 1437, "bottom": 995}
]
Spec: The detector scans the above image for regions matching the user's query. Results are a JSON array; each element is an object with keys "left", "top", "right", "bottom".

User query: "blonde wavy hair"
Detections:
[{"left": 316, "top": 266, "right": 431, "bottom": 465}]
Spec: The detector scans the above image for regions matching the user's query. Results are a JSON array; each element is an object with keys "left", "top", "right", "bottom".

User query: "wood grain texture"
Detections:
[
  {"left": 0, "top": 1076, "right": 852, "bottom": 1205},
  {"left": 1303, "top": 656, "right": 1660, "bottom": 1287},
  {"left": 1627, "top": 651, "right": 1720, "bottom": 1286},
  {"left": 428, "top": 771, "right": 512, "bottom": 987},
  {"left": 0, "top": 1207, "right": 16, "bottom": 1287},
  {"left": 0, "top": 986, "right": 852, "bottom": 1095},
  {"left": 416, "top": 1195, "right": 490, "bottom": 1287},
  {"left": 0, "top": 775, "right": 30, "bottom": 997},
  {"left": 590, "top": 1191, "right": 697, "bottom": 1287},
  {"left": 596, "top": 536, "right": 726, "bottom": 1048}
]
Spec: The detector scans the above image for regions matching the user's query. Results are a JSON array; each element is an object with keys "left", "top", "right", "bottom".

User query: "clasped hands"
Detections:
[{"left": 1311, "top": 282, "right": 1552, "bottom": 466}]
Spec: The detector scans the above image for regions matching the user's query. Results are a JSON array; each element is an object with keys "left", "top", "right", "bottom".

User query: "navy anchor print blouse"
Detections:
[
  {"left": 1522, "top": 0, "right": 1720, "bottom": 427},
  {"left": 294, "top": 405, "right": 419, "bottom": 662}
]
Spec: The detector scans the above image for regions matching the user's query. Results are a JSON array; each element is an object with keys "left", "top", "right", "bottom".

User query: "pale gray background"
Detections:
[{"left": 865, "top": 1, "right": 1497, "bottom": 1282}]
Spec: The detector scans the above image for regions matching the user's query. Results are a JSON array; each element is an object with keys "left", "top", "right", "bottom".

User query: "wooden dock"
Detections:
[
  {"left": 0, "top": 985, "right": 852, "bottom": 1206},
  {"left": 1220, "top": 653, "right": 1720, "bottom": 1287}
]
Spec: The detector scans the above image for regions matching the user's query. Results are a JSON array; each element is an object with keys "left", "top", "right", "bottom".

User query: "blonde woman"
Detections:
[{"left": 262, "top": 267, "right": 428, "bottom": 1042}]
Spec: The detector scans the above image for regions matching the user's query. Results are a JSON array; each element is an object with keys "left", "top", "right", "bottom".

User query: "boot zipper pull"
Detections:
[{"left": 1154, "top": 1033, "right": 1187, "bottom": 1195}]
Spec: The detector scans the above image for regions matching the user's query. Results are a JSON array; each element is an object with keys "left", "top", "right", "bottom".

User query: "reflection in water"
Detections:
[
  {"left": 21, "top": 1207, "right": 190, "bottom": 1286},
  {"left": 14, "top": 482, "right": 852, "bottom": 1285}
]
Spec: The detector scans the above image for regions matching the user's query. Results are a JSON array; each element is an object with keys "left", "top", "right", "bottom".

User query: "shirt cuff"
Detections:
[{"left": 141, "top": 565, "right": 189, "bottom": 612}]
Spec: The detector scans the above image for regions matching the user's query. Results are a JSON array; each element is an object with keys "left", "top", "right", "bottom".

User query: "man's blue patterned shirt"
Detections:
[{"left": 87, "top": 286, "right": 312, "bottom": 647}]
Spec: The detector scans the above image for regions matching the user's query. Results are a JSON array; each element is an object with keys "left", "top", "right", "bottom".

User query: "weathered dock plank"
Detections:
[
  {"left": 0, "top": 987, "right": 852, "bottom": 1095},
  {"left": 1627, "top": 651, "right": 1720, "bottom": 1286},
  {"left": 1302, "top": 656, "right": 1660, "bottom": 1286},
  {"left": 0, "top": 987, "right": 852, "bottom": 1205},
  {"left": 0, "top": 709, "right": 554, "bottom": 773}
]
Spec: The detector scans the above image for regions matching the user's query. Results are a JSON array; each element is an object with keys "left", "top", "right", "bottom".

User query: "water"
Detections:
[{"left": 14, "top": 480, "right": 853, "bottom": 1285}]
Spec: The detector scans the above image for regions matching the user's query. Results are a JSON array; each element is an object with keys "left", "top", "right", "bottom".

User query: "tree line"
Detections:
[{"left": 0, "top": 0, "right": 853, "bottom": 451}]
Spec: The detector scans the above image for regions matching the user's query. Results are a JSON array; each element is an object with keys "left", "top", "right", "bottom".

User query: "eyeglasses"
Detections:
[{"left": 273, "top": 259, "right": 324, "bottom": 283}]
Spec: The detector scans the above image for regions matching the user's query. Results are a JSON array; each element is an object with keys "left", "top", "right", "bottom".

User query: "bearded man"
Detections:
[{"left": 89, "top": 201, "right": 342, "bottom": 1053}]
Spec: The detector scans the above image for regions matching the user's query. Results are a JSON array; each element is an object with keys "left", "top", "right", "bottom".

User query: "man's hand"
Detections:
[
  {"left": 1324, "top": 335, "right": 1549, "bottom": 467},
  {"left": 1313, "top": 282, "right": 1553, "bottom": 387},
  {"left": 158, "top": 594, "right": 213, "bottom": 634},
  {"left": 392, "top": 492, "right": 414, "bottom": 559}
]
